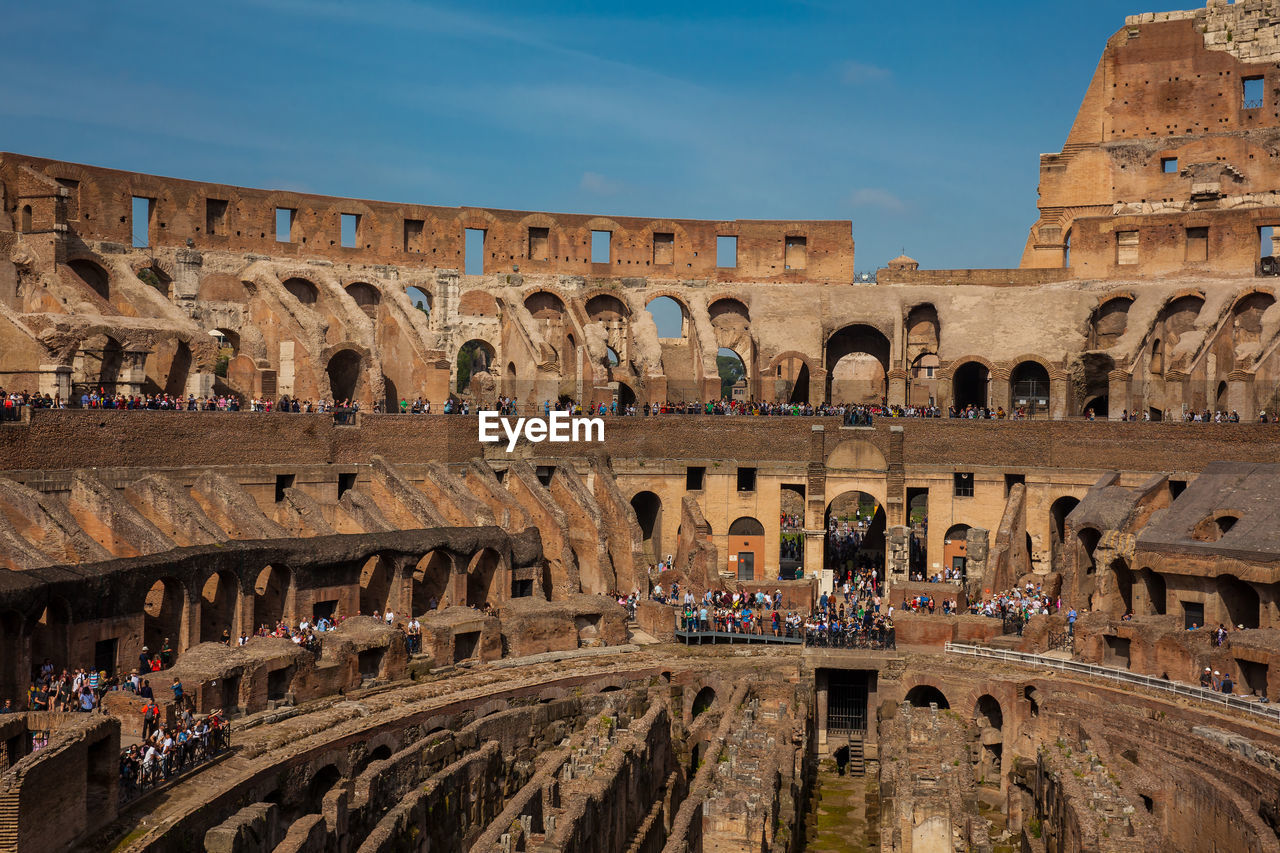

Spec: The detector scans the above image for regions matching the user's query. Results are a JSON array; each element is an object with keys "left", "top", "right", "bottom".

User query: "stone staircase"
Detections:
[{"left": 846, "top": 735, "right": 866, "bottom": 777}]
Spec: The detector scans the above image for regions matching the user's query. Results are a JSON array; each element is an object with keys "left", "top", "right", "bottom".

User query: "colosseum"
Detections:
[{"left": 2, "top": 2, "right": 1280, "bottom": 851}]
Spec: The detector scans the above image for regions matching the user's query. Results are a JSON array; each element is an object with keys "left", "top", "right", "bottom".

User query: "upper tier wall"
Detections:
[
  {"left": 1, "top": 153, "right": 854, "bottom": 284},
  {"left": 1, "top": 411, "right": 1276, "bottom": 474}
]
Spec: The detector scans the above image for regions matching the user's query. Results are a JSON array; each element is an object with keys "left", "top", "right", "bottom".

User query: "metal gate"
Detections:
[{"left": 827, "top": 670, "right": 868, "bottom": 734}]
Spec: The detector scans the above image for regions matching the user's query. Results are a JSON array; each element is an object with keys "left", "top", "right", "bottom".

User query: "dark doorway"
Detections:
[{"left": 827, "top": 670, "right": 870, "bottom": 734}]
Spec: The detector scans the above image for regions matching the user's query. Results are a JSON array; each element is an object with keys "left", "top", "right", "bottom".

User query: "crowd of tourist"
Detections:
[{"left": 120, "top": 706, "right": 230, "bottom": 798}]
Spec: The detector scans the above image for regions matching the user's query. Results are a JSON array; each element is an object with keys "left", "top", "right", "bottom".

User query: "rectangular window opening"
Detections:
[
  {"left": 1004, "top": 473, "right": 1025, "bottom": 497},
  {"left": 340, "top": 213, "right": 360, "bottom": 248},
  {"left": 275, "top": 473, "right": 295, "bottom": 503},
  {"left": 1186, "top": 226, "right": 1209, "bottom": 263},
  {"left": 784, "top": 235, "right": 807, "bottom": 270},
  {"left": 56, "top": 178, "right": 80, "bottom": 220},
  {"left": 737, "top": 466, "right": 756, "bottom": 492},
  {"left": 717, "top": 235, "right": 738, "bottom": 268},
  {"left": 1116, "top": 230, "right": 1139, "bottom": 266},
  {"left": 403, "top": 218, "right": 424, "bottom": 253},
  {"left": 686, "top": 466, "right": 706, "bottom": 491},
  {"left": 1244, "top": 76, "right": 1265, "bottom": 109},
  {"left": 1182, "top": 600, "right": 1205, "bottom": 630},
  {"left": 131, "top": 196, "right": 153, "bottom": 248},
  {"left": 591, "top": 230, "right": 612, "bottom": 264},
  {"left": 528, "top": 226, "right": 550, "bottom": 261},
  {"left": 1161, "top": 157, "right": 1178, "bottom": 173},
  {"left": 337, "top": 472, "right": 357, "bottom": 499},
  {"left": 1260, "top": 227, "right": 1276, "bottom": 276},
  {"left": 275, "top": 208, "right": 296, "bottom": 243},
  {"left": 653, "top": 232, "right": 674, "bottom": 265},
  {"left": 953, "top": 472, "right": 974, "bottom": 498},
  {"left": 205, "top": 198, "right": 228, "bottom": 236},
  {"left": 465, "top": 228, "right": 485, "bottom": 275}
]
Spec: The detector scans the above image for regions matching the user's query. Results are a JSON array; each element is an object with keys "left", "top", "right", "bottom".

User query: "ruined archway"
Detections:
[
  {"left": 346, "top": 282, "right": 380, "bottom": 317},
  {"left": 283, "top": 277, "right": 319, "bottom": 305},
  {"left": 254, "top": 565, "right": 289, "bottom": 630},
  {"left": 631, "top": 491, "right": 663, "bottom": 563},
  {"left": 952, "top": 361, "right": 990, "bottom": 410},
  {"left": 825, "top": 325, "right": 890, "bottom": 404},
  {"left": 359, "top": 555, "right": 392, "bottom": 616},
  {"left": 143, "top": 577, "right": 185, "bottom": 658},
  {"left": 905, "top": 684, "right": 950, "bottom": 709},
  {"left": 456, "top": 339, "right": 495, "bottom": 394},
  {"left": 467, "top": 549, "right": 500, "bottom": 609},
  {"left": 1217, "top": 574, "right": 1260, "bottom": 629},
  {"left": 825, "top": 491, "right": 885, "bottom": 584},
  {"left": 68, "top": 259, "right": 110, "bottom": 301},
  {"left": 413, "top": 551, "right": 452, "bottom": 615},
  {"left": 326, "top": 349, "right": 364, "bottom": 403},
  {"left": 200, "top": 571, "right": 239, "bottom": 643},
  {"left": 1010, "top": 361, "right": 1050, "bottom": 416}
]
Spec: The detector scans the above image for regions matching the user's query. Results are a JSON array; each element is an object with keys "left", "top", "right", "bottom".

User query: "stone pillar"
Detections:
[
  {"left": 450, "top": 568, "right": 468, "bottom": 608},
  {"left": 964, "top": 527, "right": 990, "bottom": 599},
  {"left": 180, "top": 588, "right": 200, "bottom": 653},
  {"left": 815, "top": 669, "right": 829, "bottom": 752},
  {"left": 1108, "top": 369, "right": 1131, "bottom": 420},
  {"left": 120, "top": 349, "right": 148, "bottom": 397},
  {"left": 1048, "top": 370, "right": 1070, "bottom": 419},
  {"left": 935, "top": 368, "right": 953, "bottom": 413},
  {"left": 39, "top": 364, "right": 70, "bottom": 401},
  {"left": 886, "top": 368, "right": 907, "bottom": 408},
  {"left": 810, "top": 368, "right": 827, "bottom": 405},
  {"left": 886, "top": 525, "right": 910, "bottom": 585},
  {"left": 186, "top": 371, "right": 215, "bottom": 399},
  {"left": 1162, "top": 372, "right": 1186, "bottom": 419},
  {"left": 989, "top": 368, "right": 1011, "bottom": 413},
  {"left": 173, "top": 248, "right": 203, "bottom": 313},
  {"left": 806, "top": 425, "right": 830, "bottom": 593},
  {"left": 1228, "top": 372, "right": 1254, "bottom": 420},
  {"left": 235, "top": 587, "right": 254, "bottom": 640}
]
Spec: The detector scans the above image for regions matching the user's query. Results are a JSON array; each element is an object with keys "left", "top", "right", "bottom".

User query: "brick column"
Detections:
[
  {"left": 1108, "top": 369, "right": 1131, "bottom": 420},
  {"left": 1228, "top": 371, "right": 1254, "bottom": 420},
  {"left": 886, "top": 367, "right": 907, "bottom": 408},
  {"left": 989, "top": 367, "right": 1011, "bottom": 413}
]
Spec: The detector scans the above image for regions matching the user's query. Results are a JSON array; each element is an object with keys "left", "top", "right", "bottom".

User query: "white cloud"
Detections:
[
  {"left": 840, "top": 60, "right": 891, "bottom": 85},
  {"left": 849, "top": 188, "right": 907, "bottom": 214},
  {"left": 580, "top": 171, "right": 623, "bottom": 195}
]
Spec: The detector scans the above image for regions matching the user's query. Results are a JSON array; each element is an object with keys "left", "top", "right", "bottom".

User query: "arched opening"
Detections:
[
  {"left": 645, "top": 296, "right": 686, "bottom": 338},
  {"left": 1232, "top": 291, "right": 1275, "bottom": 346},
  {"left": 304, "top": 765, "right": 342, "bottom": 815},
  {"left": 282, "top": 277, "right": 319, "bottom": 305},
  {"left": 905, "top": 684, "right": 950, "bottom": 709},
  {"left": 605, "top": 346, "right": 621, "bottom": 367},
  {"left": 905, "top": 304, "right": 940, "bottom": 406},
  {"left": 1150, "top": 339, "right": 1164, "bottom": 376},
  {"left": 1109, "top": 557, "right": 1134, "bottom": 616},
  {"left": 359, "top": 555, "right": 391, "bottom": 616},
  {"left": 345, "top": 282, "right": 380, "bottom": 317},
  {"left": 1215, "top": 381, "right": 1229, "bottom": 412},
  {"left": 825, "top": 325, "right": 890, "bottom": 404},
  {"left": 717, "top": 347, "right": 746, "bottom": 399},
  {"left": 68, "top": 259, "right": 111, "bottom": 301},
  {"left": 412, "top": 551, "right": 451, "bottom": 615},
  {"left": 779, "top": 485, "right": 805, "bottom": 578},
  {"left": 326, "top": 349, "right": 363, "bottom": 403},
  {"left": 405, "top": 286, "right": 432, "bottom": 318},
  {"left": 773, "top": 357, "right": 810, "bottom": 404},
  {"left": 20, "top": 205, "right": 32, "bottom": 232},
  {"left": 616, "top": 381, "right": 636, "bottom": 407},
  {"left": 1089, "top": 297, "right": 1132, "bottom": 349},
  {"left": 467, "top": 549, "right": 499, "bottom": 609},
  {"left": 1193, "top": 513, "right": 1239, "bottom": 542},
  {"left": 825, "top": 491, "right": 885, "bottom": 585},
  {"left": 371, "top": 745, "right": 392, "bottom": 762},
  {"left": 974, "top": 695, "right": 1003, "bottom": 730},
  {"left": 524, "top": 289, "right": 566, "bottom": 319},
  {"left": 254, "top": 565, "right": 289, "bottom": 630},
  {"left": 136, "top": 265, "right": 172, "bottom": 297},
  {"left": 162, "top": 340, "right": 192, "bottom": 398},
  {"left": 692, "top": 686, "right": 717, "bottom": 718},
  {"left": 456, "top": 339, "right": 495, "bottom": 394},
  {"left": 200, "top": 572, "right": 239, "bottom": 643},
  {"left": 1217, "top": 575, "right": 1260, "bottom": 629},
  {"left": 1010, "top": 361, "right": 1050, "bottom": 417},
  {"left": 1077, "top": 527, "right": 1101, "bottom": 575},
  {"left": 952, "top": 361, "right": 990, "bottom": 410},
  {"left": 1137, "top": 568, "right": 1167, "bottom": 615},
  {"left": 143, "top": 578, "right": 185, "bottom": 660},
  {"left": 1049, "top": 496, "right": 1079, "bottom": 551},
  {"left": 728, "top": 516, "right": 765, "bottom": 581},
  {"left": 943, "top": 523, "right": 971, "bottom": 581},
  {"left": 908, "top": 353, "right": 940, "bottom": 407},
  {"left": 382, "top": 374, "right": 399, "bottom": 412},
  {"left": 1083, "top": 395, "right": 1108, "bottom": 418},
  {"left": 30, "top": 598, "right": 71, "bottom": 675},
  {"left": 630, "top": 491, "right": 663, "bottom": 563}
]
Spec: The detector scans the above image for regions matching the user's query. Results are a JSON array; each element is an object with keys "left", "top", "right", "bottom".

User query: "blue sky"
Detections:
[{"left": 2, "top": 0, "right": 1134, "bottom": 270}]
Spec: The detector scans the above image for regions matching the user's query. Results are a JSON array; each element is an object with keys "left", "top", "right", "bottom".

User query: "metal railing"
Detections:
[
  {"left": 945, "top": 642, "right": 1280, "bottom": 725},
  {"left": 118, "top": 724, "right": 232, "bottom": 805}
]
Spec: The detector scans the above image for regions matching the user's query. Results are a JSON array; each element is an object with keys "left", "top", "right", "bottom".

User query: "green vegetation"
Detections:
[{"left": 717, "top": 352, "right": 744, "bottom": 397}]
